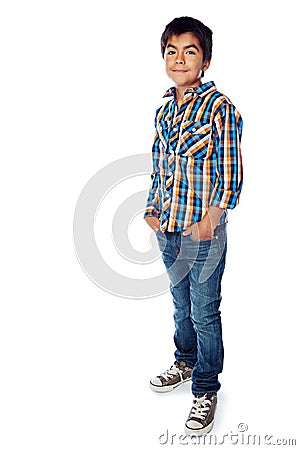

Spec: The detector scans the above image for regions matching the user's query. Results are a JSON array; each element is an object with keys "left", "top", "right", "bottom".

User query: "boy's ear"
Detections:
[
  {"left": 202, "top": 60, "right": 211, "bottom": 72},
  {"left": 201, "top": 60, "right": 211, "bottom": 78}
]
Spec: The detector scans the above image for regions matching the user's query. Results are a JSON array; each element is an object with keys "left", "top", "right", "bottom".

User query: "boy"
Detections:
[{"left": 144, "top": 17, "right": 243, "bottom": 435}]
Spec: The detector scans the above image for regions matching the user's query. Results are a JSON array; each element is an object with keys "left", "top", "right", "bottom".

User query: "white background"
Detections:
[{"left": 1, "top": 0, "right": 299, "bottom": 449}]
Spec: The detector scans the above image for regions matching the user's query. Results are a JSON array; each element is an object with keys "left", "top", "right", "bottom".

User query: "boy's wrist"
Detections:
[
  {"left": 207, "top": 206, "right": 224, "bottom": 229},
  {"left": 144, "top": 215, "right": 160, "bottom": 232}
]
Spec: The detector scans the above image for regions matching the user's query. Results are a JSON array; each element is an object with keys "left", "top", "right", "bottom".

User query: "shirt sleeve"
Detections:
[
  {"left": 209, "top": 102, "right": 243, "bottom": 209},
  {"left": 144, "top": 114, "right": 161, "bottom": 219}
]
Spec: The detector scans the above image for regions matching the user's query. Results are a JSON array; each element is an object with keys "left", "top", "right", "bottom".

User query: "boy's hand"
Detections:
[
  {"left": 144, "top": 216, "right": 160, "bottom": 233},
  {"left": 182, "top": 206, "right": 224, "bottom": 241},
  {"left": 182, "top": 214, "right": 214, "bottom": 240}
]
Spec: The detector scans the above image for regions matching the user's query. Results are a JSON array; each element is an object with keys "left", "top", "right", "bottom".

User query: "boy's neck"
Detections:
[
  {"left": 175, "top": 82, "right": 202, "bottom": 109},
  {"left": 175, "top": 87, "right": 185, "bottom": 109}
]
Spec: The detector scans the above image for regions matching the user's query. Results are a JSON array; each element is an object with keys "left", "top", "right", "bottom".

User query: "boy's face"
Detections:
[{"left": 164, "top": 32, "right": 210, "bottom": 88}]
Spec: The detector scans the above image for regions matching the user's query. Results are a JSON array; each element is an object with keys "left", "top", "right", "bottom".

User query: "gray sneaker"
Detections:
[
  {"left": 184, "top": 393, "right": 217, "bottom": 435},
  {"left": 149, "top": 360, "right": 192, "bottom": 393}
]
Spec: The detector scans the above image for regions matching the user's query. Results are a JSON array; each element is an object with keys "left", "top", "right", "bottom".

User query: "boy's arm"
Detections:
[
  {"left": 183, "top": 102, "right": 243, "bottom": 240},
  {"left": 209, "top": 102, "right": 243, "bottom": 210},
  {"left": 144, "top": 116, "right": 161, "bottom": 230}
]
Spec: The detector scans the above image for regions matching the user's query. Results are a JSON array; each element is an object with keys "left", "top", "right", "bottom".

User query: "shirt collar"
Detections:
[{"left": 163, "top": 81, "right": 216, "bottom": 99}]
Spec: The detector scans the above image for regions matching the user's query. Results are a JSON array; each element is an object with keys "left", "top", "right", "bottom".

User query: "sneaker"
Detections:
[
  {"left": 149, "top": 360, "right": 192, "bottom": 393},
  {"left": 184, "top": 393, "right": 217, "bottom": 435}
]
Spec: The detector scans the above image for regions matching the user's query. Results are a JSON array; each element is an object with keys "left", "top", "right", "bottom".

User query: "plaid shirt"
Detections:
[{"left": 144, "top": 81, "right": 243, "bottom": 232}]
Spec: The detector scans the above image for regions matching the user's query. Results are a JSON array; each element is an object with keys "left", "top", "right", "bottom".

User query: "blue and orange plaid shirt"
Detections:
[{"left": 144, "top": 81, "right": 243, "bottom": 232}]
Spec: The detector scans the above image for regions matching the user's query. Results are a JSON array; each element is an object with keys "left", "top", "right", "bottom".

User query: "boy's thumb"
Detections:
[{"left": 182, "top": 228, "right": 191, "bottom": 236}]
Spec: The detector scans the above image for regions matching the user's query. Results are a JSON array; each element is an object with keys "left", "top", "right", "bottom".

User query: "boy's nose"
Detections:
[{"left": 175, "top": 54, "right": 185, "bottom": 64}]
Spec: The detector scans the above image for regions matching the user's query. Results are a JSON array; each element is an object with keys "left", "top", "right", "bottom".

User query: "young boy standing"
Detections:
[{"left": 144, "top": 17, "right": 243, "bottom": 435}]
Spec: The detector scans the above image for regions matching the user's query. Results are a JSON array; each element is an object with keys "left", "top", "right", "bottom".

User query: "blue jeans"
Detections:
[{"left": 156, "top": 223, "right": 227, "bottom": 396}]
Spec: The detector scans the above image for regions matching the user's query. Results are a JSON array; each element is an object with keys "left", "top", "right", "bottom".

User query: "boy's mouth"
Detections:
[{"left": 172, "top": 69, "right": 188, "bottom": 73}]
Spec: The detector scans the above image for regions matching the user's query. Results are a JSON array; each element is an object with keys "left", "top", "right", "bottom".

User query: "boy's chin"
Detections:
[
  {"left": 168, "top": 77, "right": 202, "bottom": 88},
  {"left": 169, "top": 78, "right": 189, "bottom": 86}
]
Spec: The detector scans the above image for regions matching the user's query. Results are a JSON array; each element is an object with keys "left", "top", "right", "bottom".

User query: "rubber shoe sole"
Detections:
[
  {"left": 184, "top": 420, "right": 214, "bottom": 436},
  {"left": 149, "top": 376, "right": 191, "bottom": 393}
]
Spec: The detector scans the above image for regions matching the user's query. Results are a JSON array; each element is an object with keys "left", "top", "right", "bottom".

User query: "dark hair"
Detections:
[{"left": 161, "top": 16, "right": 213, "bottom": 61}]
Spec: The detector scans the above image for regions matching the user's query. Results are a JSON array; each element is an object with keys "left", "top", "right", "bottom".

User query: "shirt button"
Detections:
[
  {"left": 167, "top": 171, "right": 173, "bottom": 176},
  {"left": 192, "top": 127, "right": 196, "bottom": 132}
]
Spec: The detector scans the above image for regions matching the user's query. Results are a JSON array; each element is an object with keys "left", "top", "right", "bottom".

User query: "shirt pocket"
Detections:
[{"left": 179, "top": 121, "right": 211, "bottom": 158}]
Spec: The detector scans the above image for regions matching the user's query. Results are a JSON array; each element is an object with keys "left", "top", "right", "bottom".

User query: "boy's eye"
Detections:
[
  {"left": 167, "top": 50, "right": 176, "bottom": 55},
  {"left": 186, "top": 50, "right": 196, "bottom": 55}
]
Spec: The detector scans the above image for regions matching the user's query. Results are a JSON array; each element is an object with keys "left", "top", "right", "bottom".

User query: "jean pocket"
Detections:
[
  {"left": 189, "top": 234, "right": 214, "bottom": 243},
  {"left": 215, "top": 233, "right": 227, "bottom": 256}
]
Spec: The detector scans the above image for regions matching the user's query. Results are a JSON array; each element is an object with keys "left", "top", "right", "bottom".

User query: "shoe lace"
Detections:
[
  {"left": 190, "top": 395, "right": 212, "bottom": 420},
  {"left": 160, "top": 363, "right": 183, "bottom": 381}
]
